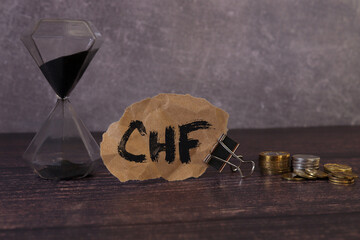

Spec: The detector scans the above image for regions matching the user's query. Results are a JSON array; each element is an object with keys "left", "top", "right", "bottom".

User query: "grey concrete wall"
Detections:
[{"left": 1, "top": 0, "right": 360, "bottom": 133}]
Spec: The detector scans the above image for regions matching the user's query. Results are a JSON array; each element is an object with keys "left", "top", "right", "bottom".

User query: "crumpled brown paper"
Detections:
[{"left": 100, "top": 93, "right": 229, "bottom": 181}]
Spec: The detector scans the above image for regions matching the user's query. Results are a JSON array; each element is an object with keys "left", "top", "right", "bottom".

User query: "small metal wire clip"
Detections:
[{"left": 204, "top": 134, "right": 255, "bottom": 178}]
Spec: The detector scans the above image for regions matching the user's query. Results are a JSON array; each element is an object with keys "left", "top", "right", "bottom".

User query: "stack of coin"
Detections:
[
  {"left": 292, "top": 154, "right": 320, "bottom": 170},
  {"left": 282, "top": 161, "right": 358, "bottom": 185},
  {"left": 292, "top": 168, "right": 328, "bottom": 180},
  {"left": 328, "top": 173, "right": 355, "bottom": 185},
  {"left": 259, "top": 151, "right": 291, "bottom": 175},
  {"left": 324, "top": 163, "right": 358, "bottom": 185},
  {"left": 282, "top": 168, "right": 328, "bottom": 181}
]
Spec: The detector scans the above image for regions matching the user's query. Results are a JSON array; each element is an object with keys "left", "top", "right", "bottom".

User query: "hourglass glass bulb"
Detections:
[
  {"left": 21, "top": 19, "right": 102, "bottom": 179},
  {"left": 21, "top": 19, "right": 102, "bottom": 98}
]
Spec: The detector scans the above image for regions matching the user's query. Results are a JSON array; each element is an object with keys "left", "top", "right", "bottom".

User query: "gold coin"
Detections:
[
  {"left": 304, "top": 169, "right": 328, "bottom": 179},
  {"left": 324, "top": 163, "right": 352, "bottom": 173},
  {"left": 328, "top": 175, "right": 354, "bottom": 182},
  {"left": 329, "top": 178, "right": 355, "bottom": 183},
  {"left": 304, "top": 168, "right": 318, "bottom": 177},
  {"left": 329, "top": 180, "right": 355, "bottom": 185},
  {"left": 328, "top": 176, "right": 355, "bottom": 186},
  {"left": 343, "top": 171, "right": 359, "bottom": 179},
  {"left": 282, "top": 173, "right": 305, "bottom": 181},
  {"left": 314, "top": 170, "right": 328, "bottom": 179},
  {"left": 329, "top": 172, "right": 354, "bottom": 180},
  {"left": 294, "top": 169, "right": 317, "bottom": 180}
]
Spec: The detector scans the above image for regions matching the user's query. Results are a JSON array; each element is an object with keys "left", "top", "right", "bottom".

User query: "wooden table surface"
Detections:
[{"left": 1, "top": 126, "right": 360, "bottom": 239}]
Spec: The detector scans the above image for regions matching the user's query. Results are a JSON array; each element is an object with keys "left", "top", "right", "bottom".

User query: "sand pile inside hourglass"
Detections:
[{"left": 40, "top": 50, "right": 97, "bottom": 98}]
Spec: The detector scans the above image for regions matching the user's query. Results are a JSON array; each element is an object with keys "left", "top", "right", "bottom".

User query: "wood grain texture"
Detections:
[{"left": 0, "top": 126, "right": 360, "bottom": 239}]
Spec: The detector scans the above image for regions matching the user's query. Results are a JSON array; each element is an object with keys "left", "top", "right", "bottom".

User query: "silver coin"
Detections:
[{"left": 292, "top": 154, "right": 320, "bottom": 161}]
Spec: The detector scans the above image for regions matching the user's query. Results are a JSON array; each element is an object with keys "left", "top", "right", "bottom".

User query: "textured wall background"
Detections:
[{"left": 1, "top": 0, "right": 360, "bottom": 132}]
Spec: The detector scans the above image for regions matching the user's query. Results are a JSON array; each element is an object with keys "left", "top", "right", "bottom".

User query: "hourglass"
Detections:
[{"left": 21, "top": 19, "right": 102, "bottom": 179}]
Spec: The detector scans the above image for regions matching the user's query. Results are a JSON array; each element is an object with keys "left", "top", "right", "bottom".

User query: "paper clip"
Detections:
[{"left": 204, "top": 134, "right": 255, "bottom": 178}]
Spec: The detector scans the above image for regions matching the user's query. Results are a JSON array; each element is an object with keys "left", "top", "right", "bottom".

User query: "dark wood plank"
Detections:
[
  {"left": 0, "top": 127, "right": 360, "bottom": 239},
  {"left": 1, "top": 212, "right": 359, "bottom": 240}
]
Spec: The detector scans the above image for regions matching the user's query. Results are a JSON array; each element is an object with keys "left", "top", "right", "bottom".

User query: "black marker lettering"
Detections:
[
  {"left": 118, "top": 120, "right": 147, "bottom": 163},
  {"left": 149, "top": 126, "right": 175, "bottom": 163},
  {"left": 179, "top": 121, "right": 211, "bottom": 164}
]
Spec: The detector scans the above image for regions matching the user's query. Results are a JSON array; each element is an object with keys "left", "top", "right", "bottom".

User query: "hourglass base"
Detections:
[
  {"left": 23, "top": 98, "right": 100, "bottom": 180},
  {"left": 33, "top": 157, "right": 95, "bottom": 180}
]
